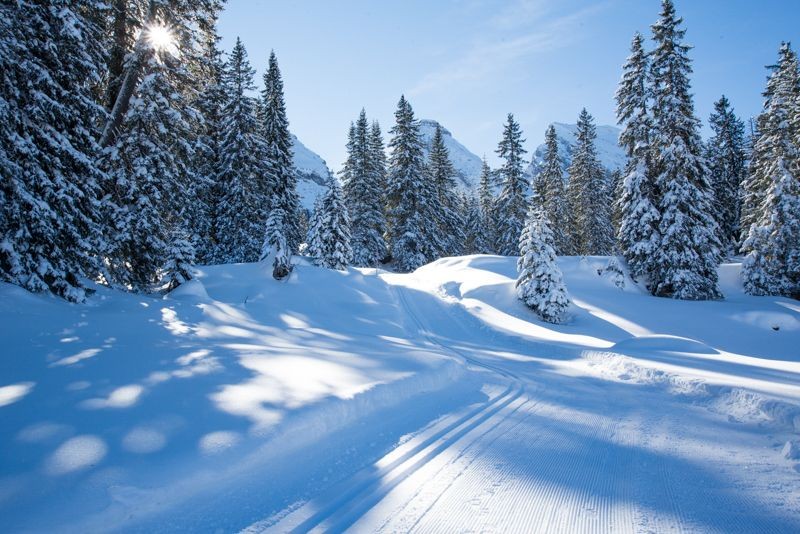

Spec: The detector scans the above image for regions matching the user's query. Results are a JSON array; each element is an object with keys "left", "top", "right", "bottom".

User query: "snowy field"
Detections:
[{"left": 1, "top": 256, "right": 799, "bottom": 532}]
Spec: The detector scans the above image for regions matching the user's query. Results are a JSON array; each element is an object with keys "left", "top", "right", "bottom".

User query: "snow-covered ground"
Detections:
[{"left": 1, "top": 256, "right": 799, "bottom": 532}]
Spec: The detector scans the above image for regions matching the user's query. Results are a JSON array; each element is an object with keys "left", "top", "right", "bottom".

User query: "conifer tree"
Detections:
[
  {"left": 386, "top": 96, "right": 441, "bottom": 271},
  {"left": 477, "top": 157, "right": 497, "bottom": 253},
  {"left": 741, "top": 43, "right": 800, "bottom": 298},
  {"left": 215, "top": 38, "right": 267, "bottom": 263},
  {"left": 707, "top": 95, "right": 747, "bottom": 255},
  {"left": 566, "top": 109, "right": 614, "bottom": 255},
  {"left": 616, "top": 31, "right": 660, "bottom": 283},
  {"left": 516, "top": 206, "right": 571, "bottom": 324},
  {"left": 306, "top": 197, "right": 324, "bottom": 260},
  {"left": 310, "top": 178, "right": 353, "bottom": 270},
  {"left": 261, "top": 51, "right": 301, "bottom": 252},
  {"left": 341, "top": 111, "right": 387, "bottom": 266},
  {"left": 0, "top": 0, "right": 107, "bottom": 301},
  {"left": 462, "top": 194, "right": 487, "bottom": 254},
  {"left": 260, "top": 206, "right": 292, "bottom": 280},
  {"left": 495, "top": 114, "right": 529, "bottom": 256},
  {"left": 164, "top": 227, "right": 197, "bottom": 292},
  {"left": 428, "top": 124, "right": 465, "bottom": 256},
  {"left": 649, "top": 0, "right": 721, "bottom": 299},
  {"left": 536, "top": 125, "right": 573, "bottom": 254}
]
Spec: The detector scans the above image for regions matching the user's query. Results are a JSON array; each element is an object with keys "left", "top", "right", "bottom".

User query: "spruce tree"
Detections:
[
  {"left": 0, "top": 0, "right": 107, "bottom": 301},
  {"left": 428, "top": 124, "right": 465, "bottom": 256},
  {"left": 306, "top": 197, "right": 325, "bottom": 260},
  {"left": 495, "top": 114, "right": 529, "bottom": 256},
  {"left": 260, "top": 206, "right": 292, "bottom": 280},
  {"left": 536, "top": 125, "right": 573, "bottom": 255},
  {"left": 341, "top": 111, "right": 387, "bottom": 266},
  {"left": 616, "top": 31, "right": 660, "bottom": 283},
  {"left": 566, "top": 109, "right": 614, "bottom": 255},
  {"left": 261, "top": 51, "right": 301, "bottom": 253},
  {"left": 477, "top": 157, "right": 497, "bottom": 253},
  {"left": 741, "top": 43, "right": 800, "bottom": 298},
  {"left": 164, "top": 227, "right": 197, "bottom": 292},
  {"left": 310, "top": 178, "right": 353, "bottom": 270},
  {"left": 516, "top": 206, "right": 571, "bottom": 324},
  {"left": 386, "top": 96, "right": 440, "bottom": 271},
  {"left": 649, "top": 0, "right": 721, "bottom": 300},
  {"left": 707, "top": 95, "right": 747, "bottom": 255},
  {"left": 215, "top": 38, "right": 267, "bottom": 263}
]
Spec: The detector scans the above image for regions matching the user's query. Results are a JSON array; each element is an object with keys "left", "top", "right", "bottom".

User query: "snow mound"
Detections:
[{"left": 612, "top": 335, "right": 718, "bottom": 355}]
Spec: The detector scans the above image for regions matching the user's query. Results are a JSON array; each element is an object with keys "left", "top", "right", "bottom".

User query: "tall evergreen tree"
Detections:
[
  {"left": 427, "top": 124, "right": 465, "bottom": 256},
  {"left": 386, "top": 96, "right": 440, "bottom": 271},
  {"left": 0, "top": 0, "right": 107, "bottom": 301},
  {"left": 477, "top": 157, "right": 497, "bottom": 253},
  {"left": 566, "top": 109, "right": 614, "bottom": 255},
  {"left": 341, "top": 111, "right": 387, "bottom": 266},
  {"left": 741, "top": 43, "right": 800, "bottom": 298},
  {"left": 516, "top": 206, "right": 571, "bottom": 324},
  {"left": 215, "top": 38, "right": 268, "bottom": 263},
  {"left": 535, "top": 125, "right": 573, "bottom": 254},
  {"left": 494, "top": 114, "right": 529, "bottom": 256},
  {"left": 308, "top": 178, "right": 353, "bottom": 270},
  {"left": 707, "top": 95, "right": 747, "bottom": 255},
  {"left": 649, "top": 0, "right": 721, "bottom": 299},
  {"left": 261, "top": 51, "right": 301, "bottom": 252},
  {"left": 616, "top": 31, "right": 660, "bottom": 283}
]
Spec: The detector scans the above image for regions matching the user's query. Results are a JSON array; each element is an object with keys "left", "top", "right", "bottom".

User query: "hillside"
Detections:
[
  {"left": 1, "top": 256, "right": 799, "bottom": 531},
  {"left": 527, "top": 122, "right": 626, "bottom": 177}
]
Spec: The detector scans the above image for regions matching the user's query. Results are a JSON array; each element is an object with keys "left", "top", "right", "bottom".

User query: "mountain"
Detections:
[
  {"left": 527, "top": 122, "right": 626, "bottom": 178},
  {"left": 291, "top": 134, "right": 332, "bottom": 210},
  {"left": 418, "top": 119, "right": 484, "bottom": 190}
]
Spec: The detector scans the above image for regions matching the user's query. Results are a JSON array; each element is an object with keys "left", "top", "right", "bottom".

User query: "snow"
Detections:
[
  {"left": 290, "top": 133, "right": 332, "bottom": 210},
  {"left": 528, "top": 122, "right": 626, "bottom": 177},
  {"left": 1, "top": 256, "right": 800, "bottom": 531},
  {"left": 418, "top": 119, "right": 484, "bottom": 190}
]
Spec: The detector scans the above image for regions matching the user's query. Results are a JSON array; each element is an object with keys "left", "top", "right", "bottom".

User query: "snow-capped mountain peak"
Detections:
[
  {"left": 418, "top": 119, "right": 484, "bottom": 190},
  {"left": 527, "top": 122, "right": 626, "bottom": 177}
]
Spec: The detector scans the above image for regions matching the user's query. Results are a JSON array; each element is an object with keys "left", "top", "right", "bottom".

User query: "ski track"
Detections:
[{"left": 242, "top": 274, "right": 800, "bottom": 534}]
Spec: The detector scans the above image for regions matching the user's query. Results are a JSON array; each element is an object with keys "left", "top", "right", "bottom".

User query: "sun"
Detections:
[{"left": 146, "top": 24, "right": 176, "bottom": 55}]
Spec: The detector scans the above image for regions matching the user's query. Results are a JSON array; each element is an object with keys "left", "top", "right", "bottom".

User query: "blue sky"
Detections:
[{"left": 218, "top": 0, "right": 799, "bottom": 171}]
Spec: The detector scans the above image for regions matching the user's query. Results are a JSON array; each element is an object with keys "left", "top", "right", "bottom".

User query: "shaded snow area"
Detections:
[{"left": 2, "top": 256, "right": 800, "bottom": 532}]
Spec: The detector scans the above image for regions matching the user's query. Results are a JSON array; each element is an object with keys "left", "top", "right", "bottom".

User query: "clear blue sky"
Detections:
[{"left": 218, "top": 0, "right": 799, "bottom": 171}]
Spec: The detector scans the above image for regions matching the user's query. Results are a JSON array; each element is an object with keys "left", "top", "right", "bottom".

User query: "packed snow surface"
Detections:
[{"left": 1, "top": 256, "right": 799, "bottom": 532}]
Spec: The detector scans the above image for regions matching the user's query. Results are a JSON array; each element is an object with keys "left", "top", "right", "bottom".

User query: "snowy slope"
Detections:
[
  {"left": 291, "top": 134, "right": 332, "bottom": 210},
  {"left": 2, "top": 257, "right": 800, "bottom": 531},
  {"left": 527, "top": 122, "right": 626, "bottom": 177},
  {"left": 418, "top": 119, "right": 484, "bottom": 190}
]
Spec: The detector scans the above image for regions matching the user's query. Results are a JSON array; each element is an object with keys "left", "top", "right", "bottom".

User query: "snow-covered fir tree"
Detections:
[
  {"left": 494, "top": 114, "right": 529, "bottom": 256},
  {"left": 163, "top": 226, "right": 197, "bottom": 292},
  {"left": 535, "top": 125, "right": 573, "bottom": 255},
  {"left": 477, "top": 157, "right": 497, "bottom": 253},
  {"left": 260, "top": 206, "right": 292, "bottom": 280},
  {"left": 427, "top": 124, "right": 466, "bottom": 256},
  {"left": 308, "top": 178, "right": 353, "bottom": 270},
  {"left": 649, "top": 0, "right": 721, "bottom": 300},
  {"left": 707, "top": 95, "right": 747, "bottom": 255},
  {"left": 566, "top": 109, "right": 614, "bottom": 255},
  {"left": 615, "top": 31, "right": 660, "bottom": 284},
  {"left": 462, "top": 194, "right": 487, "bottom": 254},
  {"left": 261, "top": 51, "right": 301, "bottom": 253},
  {"left": 214, "top": 38, "right": 267, "bottom": 263},
  {"left": 341, "top": 111, "right": 387, "bottom": 266},
  {"left": 306, "top": 197, "right": 325, "bottom": 260},
  {"left": 386, "top": 96, "right": 440, "bottom": 271},
  {"left": 0, "top": 0, "right": 107, "bottom": 301},
  {"left": 516, "top": 206, "right": 571, "bottom": 324},
  {"left": 741, "top": 43, "right": 800, "bottom": 298}
]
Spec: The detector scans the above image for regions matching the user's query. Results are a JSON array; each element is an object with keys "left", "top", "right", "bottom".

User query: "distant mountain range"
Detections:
[{"left": 290, "top": 120, "right": 626, "bottom": 209}]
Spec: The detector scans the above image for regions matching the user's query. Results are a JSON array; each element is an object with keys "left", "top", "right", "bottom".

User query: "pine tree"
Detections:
[
  {"left": 477, "top": 157, "right": 497, "bottom": 253},
  {"left": 215, "top": 38, "right": 267, "bottom": 263},
  {"left": 649, "top": 0, "right": 721, "bottom": 300},
  {"left": 707, "top": 95, "right": 747, "bottom": 255},
  {"left": 261, "top": 51, "right": 301, "bottom": 253},
  {"left": 495, "top": 114, "right": 529, "bottom": 256},
  {"left": 535, "top": 126, "right": 573, "bottom": 254},
  {"left": 566, "top": 109, "right": 614, "bottom": 255},
  {"left": 0, "top": 0, "right": 107, "bottom": 301},
  {"left": 616, "top": 31, "right": 660, "bottom": 283},
  {"left": 516, "top": 207, "right": 571, "bottom": 324},
  {"left": 386, "top": 96, "right": 440, "bottom": 271},
  {"left": 310, "top": 178, "right": 353, "bottom": 270},
  {"left": 428, "top": 124, "right": 465, "bottom": 256},
  {"left": 741, "top": 43, "right": 800, "bottom": 298},
  {"left": 260, "top": 206, "right": 292, "bottom": 280},
  {"left": 341, "top": 111, "right": 387, "bottom": 266}
]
